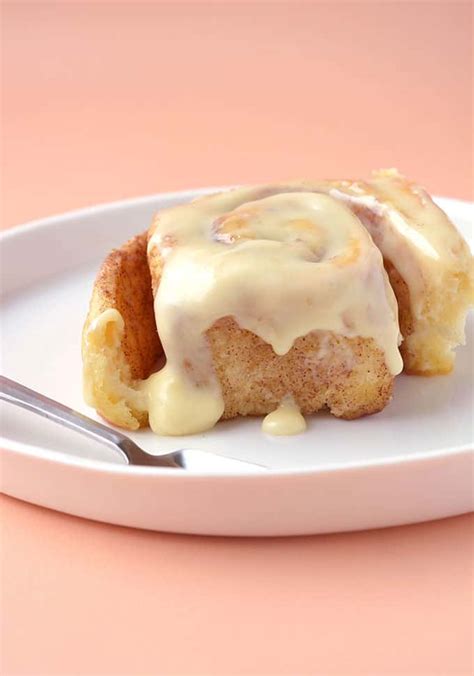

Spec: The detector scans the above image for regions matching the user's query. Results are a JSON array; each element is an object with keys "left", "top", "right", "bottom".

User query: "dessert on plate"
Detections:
[{"left": 82, "top": 171, "right": 473, "bottom": 436}]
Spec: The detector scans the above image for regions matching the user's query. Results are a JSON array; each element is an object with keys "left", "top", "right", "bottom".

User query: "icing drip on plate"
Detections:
[{"left": 262, "top": 397, "right": 307, "bottom": 436}]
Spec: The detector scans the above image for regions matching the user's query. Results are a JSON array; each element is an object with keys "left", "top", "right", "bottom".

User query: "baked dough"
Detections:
[{"left": 82, "top": 233, "right": 161, "bottom": 429}]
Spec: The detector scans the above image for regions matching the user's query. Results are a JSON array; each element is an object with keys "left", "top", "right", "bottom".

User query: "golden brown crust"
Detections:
[
  {"left": 383, "top": 257, "right": 472, "bottom": 375},
  {"left": 206, "top": 318, "right": 393, "bottom": 420},
  {"left": 383, "top": 259, "right": 413, "bottom": 339},
  {"left": 85, "top": 232, "right": 161, "bottom": 379},
  {"left": 82, "top": 233, "right": 161, "bottom": 429}
]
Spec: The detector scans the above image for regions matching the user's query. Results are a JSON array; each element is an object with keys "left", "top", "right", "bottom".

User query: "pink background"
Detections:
[{"left": 1, "top": 2, "right": 473, "bottom": 674}]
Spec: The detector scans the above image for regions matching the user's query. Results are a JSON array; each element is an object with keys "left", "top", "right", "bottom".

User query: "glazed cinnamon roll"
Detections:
[
  {"left": 82, "top": 173, "right": 472, "bottom": 436},
  {"left": 310, "top": 170, "right": 474, "bottom": 374},
  {"left": 145, "top": 187, "right": 402, "bottom": 435}
]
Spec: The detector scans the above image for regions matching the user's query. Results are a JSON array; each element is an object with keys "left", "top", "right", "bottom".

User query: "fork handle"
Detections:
[{"left": 0, "top": 375, "right": 178, "bottom": 467}]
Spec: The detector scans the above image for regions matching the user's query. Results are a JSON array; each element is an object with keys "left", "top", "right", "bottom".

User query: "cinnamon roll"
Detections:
[
  {"left": 145, "top": 187, "right": 402, "bottom": 435},
  {"left": 310, "top": 169, "right": 474, "bottom": 374}
]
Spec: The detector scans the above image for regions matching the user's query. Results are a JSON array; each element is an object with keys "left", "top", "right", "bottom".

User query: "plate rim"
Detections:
[
  {"left": 1, "top": 436, "right": 472, "bottom": 479},
  {"left": 0, "top": 185, "right": 232, "bottom": 245},
  {"left": 1, "top": 188, "right": 473, "bottom": 479}
]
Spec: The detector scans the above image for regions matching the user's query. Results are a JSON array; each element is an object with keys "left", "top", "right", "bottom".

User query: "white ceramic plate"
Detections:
[{"left": 1, "top": 190, "right": 473, "bottom": 536}]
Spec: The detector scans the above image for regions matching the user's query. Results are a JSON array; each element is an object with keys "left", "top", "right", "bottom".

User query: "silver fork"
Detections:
[{"left": 0, "top": 376, "right": 265, "bottom": 471}]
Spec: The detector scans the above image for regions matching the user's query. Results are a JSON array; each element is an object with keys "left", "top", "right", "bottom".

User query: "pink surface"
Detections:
[{"left": 1, "top": 2, "right": 472, "bottom": 674}]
